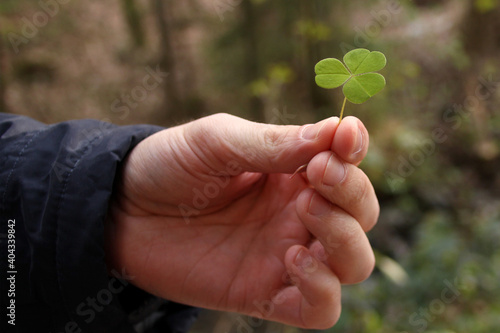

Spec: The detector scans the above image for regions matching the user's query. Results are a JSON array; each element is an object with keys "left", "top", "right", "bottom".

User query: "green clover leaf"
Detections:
[{"left": 315, "top": 48, "right": 387, "bottom": 105}]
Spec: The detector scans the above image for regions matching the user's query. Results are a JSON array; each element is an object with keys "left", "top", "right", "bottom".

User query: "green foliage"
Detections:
[
  {"left": 315, "top": 48, "right": 387, "bottom": 104},
  {"left": 475, "top": 0, "right": 499, "bottom": 13},
  {"left": 295, "top": 20, "right": 332, "bottom": 42},
  {"left": 250, "top": 64, "right": 294, "bottom": 97},
  {"left": 0, "top": 0, "right": 19, "bottom": 14}
]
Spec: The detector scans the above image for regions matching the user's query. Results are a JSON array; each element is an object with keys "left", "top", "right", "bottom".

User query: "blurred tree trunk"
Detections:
[
  {"left": 153, "top": 0, "right": 184, "bottom": 124},
  {"left": 122, "top": 0, "right": 145, "bottom": 47},
  {"left": 299, "top": 1, "right": 332, "bottom": 112},
  {"left": 462, "top": 2, "right": 500, "bottom": 58},
  {"left": 458, "top": 2, "right": 500, "bottom": 160},
  {"left": 241, "top": 0, "right": 264, "bottom": 121},
  {"left": 413, "top": 0, "right": 446, "bottom": 6}
]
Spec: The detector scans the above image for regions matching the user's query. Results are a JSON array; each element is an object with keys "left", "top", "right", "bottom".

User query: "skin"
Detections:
[{"left": 105, "top": 113, "right": 379, "bottom": 329}]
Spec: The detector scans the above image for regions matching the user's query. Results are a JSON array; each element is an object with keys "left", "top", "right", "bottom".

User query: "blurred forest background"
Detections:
[{"left": 2, "top": 0, "right": 500, "bottom": 332}]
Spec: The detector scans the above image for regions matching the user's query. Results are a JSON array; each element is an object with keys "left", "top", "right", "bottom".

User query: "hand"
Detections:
[{"left": 105, "top": 113, "right": 379, "bottom": 329}]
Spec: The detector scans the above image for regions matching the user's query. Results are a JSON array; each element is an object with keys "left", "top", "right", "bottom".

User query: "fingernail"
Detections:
[
  {"left": 352, "top": 124, "right": 364, "bottom": 157},
  {"left": 322, "top": 155, "right": 346, "bottom": 186},
  {"left": 301, "top": 123, "right": 321, "bottom": 141},
  {"left": 308, "top": 193, "right": 331, "bottom": 216},
  {"left": 295, "top": 249, "right": 316, "bottom": 273}
]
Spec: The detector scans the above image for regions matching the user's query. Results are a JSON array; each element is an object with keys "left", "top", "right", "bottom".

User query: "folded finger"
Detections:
[
  {"left": 268, "top": 245, "right": 341, "bottom": 329},
  {"left": 331, "top": 116, "right": 369, "bottom": 166},
  {"left": 296, "top": 189, "right": 375, "bottom": 284},
  {"left": 306, "top": 151, "right": 379, "bottom": 231}
]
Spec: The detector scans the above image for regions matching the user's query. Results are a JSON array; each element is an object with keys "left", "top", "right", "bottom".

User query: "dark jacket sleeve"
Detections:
[{"left": 0, "top": 113, "right": 198, "bottom": 333}]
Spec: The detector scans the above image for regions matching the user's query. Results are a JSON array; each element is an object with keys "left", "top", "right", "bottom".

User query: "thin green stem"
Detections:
[{"left": 339, "top": 97, "right": 347, "bottom": 122}]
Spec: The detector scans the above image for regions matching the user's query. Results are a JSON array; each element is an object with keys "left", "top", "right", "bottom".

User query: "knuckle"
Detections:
[
  {"left": 323, "top": 304, "right": 342, "bottom": 329},
  {"left": 334, "top": 220, "right": 360, "bottom": 249},
  {"left": 342, "top": 250, "right": 375, "bottom": 285},
  {"left": 307, "top": 306, "right": 341, "bottom": 330},
  {"left": 262, "top": 126, "right": 286, "bottom": 151},
  {"left": 208, "top": 112, "right": 234, "bottom": 122},
  {"left": 190, "top": 114, "right": 227, "bottom": 139},
  {"left": 260, "top": 126, "right": 287, "bottom": 166},
  {"left": 345, "top": 173, "right": 371, "bottom": 206},
  {"left": 301, "top": 289, "right": 341, "bottom": 329},
  {"left": 329, "top": 221, "right": 375, "bottom": 284},
  {"left": 342, "top": 171, "right": 379, "bottom": 231},
  {"left": 358, "top": 251, "right": 376, "bottom": 282},
  {"left": 365, "top": 200, "right": 380, "bottom": 231}
]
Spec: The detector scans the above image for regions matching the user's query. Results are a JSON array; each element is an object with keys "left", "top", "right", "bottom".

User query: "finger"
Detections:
[
  {"left": 306, "top": 151, "right": 379, "bottom": 231},
  {"left": 296, "top": 189, "right": 376, "bottom": 284},
  {"left": 331, "top": 116, "right": 369, "bottom": 166},
  {"left": 265, "top": 245, "right": 341, "bottom": 329},
  {"left": 183, "top": 113, "right": 340, "bottom": 174}
]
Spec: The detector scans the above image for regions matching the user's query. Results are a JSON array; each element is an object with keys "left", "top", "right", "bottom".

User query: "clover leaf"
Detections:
[{"left": 315, "top": 48, "right": 387, "bottom": 120}]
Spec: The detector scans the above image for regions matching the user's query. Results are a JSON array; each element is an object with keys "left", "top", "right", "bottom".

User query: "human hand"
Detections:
[{"left": 105, "top": 113, "right": 379, "bottom": 329}]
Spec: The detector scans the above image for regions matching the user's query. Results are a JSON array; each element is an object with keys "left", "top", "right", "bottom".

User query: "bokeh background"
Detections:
[{"left": 2, "top": 0, "right": 500, "bottom": 332}]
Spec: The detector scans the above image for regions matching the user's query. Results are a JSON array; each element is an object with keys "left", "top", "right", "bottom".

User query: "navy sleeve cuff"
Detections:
[{"left": 0, "top": 114, "right": 189, "bottom": 332}]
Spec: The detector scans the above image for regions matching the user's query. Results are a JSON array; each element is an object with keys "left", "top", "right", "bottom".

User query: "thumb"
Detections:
[{"left": 184, "top": 113, "right": 339, "bottom": 174}]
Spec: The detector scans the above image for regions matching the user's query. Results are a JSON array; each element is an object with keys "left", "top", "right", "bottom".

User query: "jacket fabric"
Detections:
[{"left": 0, "top": 113, "right": 199, "bottom": 333}]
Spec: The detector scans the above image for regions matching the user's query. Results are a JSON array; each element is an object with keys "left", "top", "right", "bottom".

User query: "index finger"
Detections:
[{"left": 331, "top": 116, "right": 369, "bottom": 166}]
